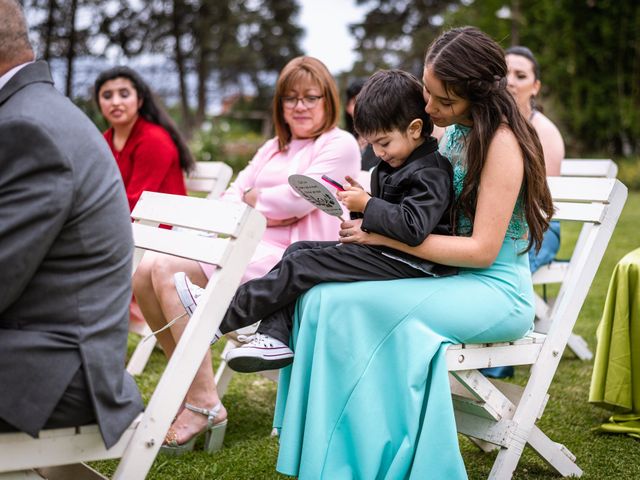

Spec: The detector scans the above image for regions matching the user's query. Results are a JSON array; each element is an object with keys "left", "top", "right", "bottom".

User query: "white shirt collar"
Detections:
[{"left": 0, "top": 62, "right": 33, "bottom": 92}]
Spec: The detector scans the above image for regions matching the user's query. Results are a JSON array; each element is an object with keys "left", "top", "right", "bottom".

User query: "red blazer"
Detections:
[{"left": 104, "top": 116, "right": 186, "bottom": 211}]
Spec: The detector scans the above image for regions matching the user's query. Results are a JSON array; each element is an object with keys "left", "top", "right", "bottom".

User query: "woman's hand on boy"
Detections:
[
  {"left": 340, "top": 218, "right": 389, "bottom": 247},
  {"left": 339, "top": 218, "right": 369, "bottom": 244}
]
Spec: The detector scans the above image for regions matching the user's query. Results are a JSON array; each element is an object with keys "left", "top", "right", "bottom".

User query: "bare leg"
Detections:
[{"left": 133, "top": 252, "right": 227, "bottom": 444}]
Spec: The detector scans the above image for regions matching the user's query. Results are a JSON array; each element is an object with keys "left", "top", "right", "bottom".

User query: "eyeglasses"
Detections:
[{"left": 281, "top": 95, "right": 323, "bottom": 110}]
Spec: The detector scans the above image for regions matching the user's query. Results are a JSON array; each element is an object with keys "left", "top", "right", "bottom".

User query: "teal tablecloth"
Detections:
[{"left": 589, "top": 248, "right": 640, "bottom": 437}]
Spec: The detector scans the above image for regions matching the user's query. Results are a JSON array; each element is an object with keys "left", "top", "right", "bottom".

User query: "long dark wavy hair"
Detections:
[
  {"left": 94, "top": 66, "right": 195, "bottom": 174},
  {"left": 425, "top": 26, "right": 553, "bottom": 252}
]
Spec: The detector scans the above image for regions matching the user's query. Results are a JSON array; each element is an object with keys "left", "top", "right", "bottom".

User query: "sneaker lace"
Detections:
[{"left": 236, "top": 332, "right": 273, "bottom": 347}]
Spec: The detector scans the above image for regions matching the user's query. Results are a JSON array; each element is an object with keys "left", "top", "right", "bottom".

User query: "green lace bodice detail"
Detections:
[{"left": 439, "top": 124, "right": 528, "bottom": 238}]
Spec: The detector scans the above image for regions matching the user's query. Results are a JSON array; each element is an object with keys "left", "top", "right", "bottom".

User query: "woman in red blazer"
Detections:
[
  {"left": 95, "top": 66, "right": 196, "bottom": 334},
  {"left": 95, "top": 66, "right": 194, "bottom": 211}
]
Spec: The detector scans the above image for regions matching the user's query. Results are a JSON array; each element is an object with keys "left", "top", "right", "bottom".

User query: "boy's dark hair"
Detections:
[{"left": 353, "top": 69, "right": 433, "bottom": 139}]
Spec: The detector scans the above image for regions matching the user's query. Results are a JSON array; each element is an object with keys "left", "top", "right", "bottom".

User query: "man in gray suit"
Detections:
[{"left": 0, "top": 0, "right": 142, "bottom": 448}]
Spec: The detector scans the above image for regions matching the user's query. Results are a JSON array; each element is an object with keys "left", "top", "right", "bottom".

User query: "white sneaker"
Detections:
[
  {"left": 174, "top": 272, "right": 204, "bottom": 316},
  {"left": 173, "top": 272, "right": 222, "bottom": 344},
  {"left": 225, "top": 333, "right": 294, "bottom": 373}
]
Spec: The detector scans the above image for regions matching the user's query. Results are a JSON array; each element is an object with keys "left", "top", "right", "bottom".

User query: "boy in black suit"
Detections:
[{"left": 176, "top": 69, "right": 456, "bottom": 372}]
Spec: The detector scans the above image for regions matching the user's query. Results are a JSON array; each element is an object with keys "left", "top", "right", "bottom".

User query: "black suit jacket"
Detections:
[
  {"left": 362, "top": 137, "right": 457, "bottom": 277},
  {"left": 0, "top": 61, "right": 142, "bottom": 448}
]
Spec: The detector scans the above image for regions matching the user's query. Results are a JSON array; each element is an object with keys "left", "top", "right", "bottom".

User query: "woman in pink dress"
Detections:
[{"left": 132, "top": 56, "right": 360, "bottom": 454}]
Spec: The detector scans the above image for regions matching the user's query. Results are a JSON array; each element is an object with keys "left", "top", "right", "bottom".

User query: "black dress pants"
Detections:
[{"left": 219, "top": 241, "right": 430, "bottom": 344}]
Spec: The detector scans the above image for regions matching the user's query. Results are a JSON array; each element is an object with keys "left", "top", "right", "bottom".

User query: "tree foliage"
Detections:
[
  {"left": 349, "top": 0, "right": 457, "bottom": 77},
  {"left": 25, "top": 0, "right": 302, "bottom": 135},
  {"left": 351, "top": 0, "right": 640, "bottom": 155},
  {"left": 98, "top": 0, "right": 303, "bottom": 134},
  {"left": 22, "top": 0, "right": 640, "bottom": 154},
  {"left": 25, "top": 0, "right": 99, "bottom": 97},
  {"left": 519, "top": 0, "right": 640, "bottom": 155}
]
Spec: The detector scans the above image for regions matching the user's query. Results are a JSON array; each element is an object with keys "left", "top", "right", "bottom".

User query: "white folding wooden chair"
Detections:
[
  {"left": 447, "top": 177, "right": 627, "bottom": 479},
  {"left": 0, "top": 192, "right": 265, "bottom": 480},
  {"left": 534, "top": 158, "right": 618, "bottom": 360},
  {"left": 128, "top": 162, "right": 233, "bottom": 376},
  {"left": 185, "top": 161, "right": 233, "bottom": 199}
]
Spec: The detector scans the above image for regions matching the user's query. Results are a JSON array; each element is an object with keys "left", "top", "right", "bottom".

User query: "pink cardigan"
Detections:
[{"left": 201, "top": 127, "right": 360, "bottom": 281}]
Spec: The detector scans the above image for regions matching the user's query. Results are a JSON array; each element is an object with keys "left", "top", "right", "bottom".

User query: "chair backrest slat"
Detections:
[
  {"left": 552, "top": 202, "right": 606, "bottom": 223},
  {"left": 132, "top": 192, "right": 248, "bottom": 237},
  {"left": 560, "top": 158, "right": 617, "bottom": 178},
  {"left": 132, "top": 223, "right": 231, "bottom": 266},
  {"left": 547, "top": 177, "right": 616, "bottom": 202},
  {"left": 185, "top": 161, "right": 233, "bottom": 198}
]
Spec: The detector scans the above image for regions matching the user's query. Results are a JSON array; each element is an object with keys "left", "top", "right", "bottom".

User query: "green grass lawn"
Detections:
[{"left": 96, "top": 191, "right": 640, "bottom": 479}]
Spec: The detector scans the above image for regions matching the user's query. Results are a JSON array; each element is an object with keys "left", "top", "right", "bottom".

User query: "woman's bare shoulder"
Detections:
[{"left": 532, "top": 112, "right": 563, "bottom": 141}]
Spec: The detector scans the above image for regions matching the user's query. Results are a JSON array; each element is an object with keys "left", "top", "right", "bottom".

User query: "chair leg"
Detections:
[
  {"left": 214, "top": 342, "right": 237, "bottom": 398},
  {"left": 126, "top": 334, "right": 156, "bottom": 376},
  {"left": 528, "top": 425, "right": 583, "bottom": 477},
  {"left": 469, "top": 437, "right": 499, "bottom": 453},
  {"left": 0, "top": 471, "right": 44, "bottom": 479},
  {"left": 566, "top": 334, "right": 593, "bottom": 361},
  {"left": 37, "top": 463, "right": 108, "bottom": 479},
  {"left": 488, "top": 426, "right": 528, "bottom": 480},
  {"left": 534, "top": 293, "right": 552, "bottom": 332}
]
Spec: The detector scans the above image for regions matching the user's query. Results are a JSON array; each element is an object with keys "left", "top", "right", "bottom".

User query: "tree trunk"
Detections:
[
  {"left": 43, "top": 0, "right": 57, "bottom": 61},
  {"left": 195, "top": 47, "right": 207, "bottom": 130},
  {"left": 65, "top": 0, "right": 78, "bottom": 97},
  {"left": 194, "top": 2, "right": 215, "bottom": 130},
  {"left": 510, "top": 0, "right": 520, "bottom": 46},
  {"left": 171, "top": 0, "right": 193, "bottom": 137}
]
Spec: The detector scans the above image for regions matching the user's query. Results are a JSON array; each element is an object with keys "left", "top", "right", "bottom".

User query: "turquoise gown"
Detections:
[{"left": 272, "top": 125, "right": 536, "bottom": 479}]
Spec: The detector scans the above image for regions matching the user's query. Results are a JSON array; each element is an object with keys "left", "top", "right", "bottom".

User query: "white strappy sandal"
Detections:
[{"left": 160, "top": 402, "right": 227, "bottom": 456}]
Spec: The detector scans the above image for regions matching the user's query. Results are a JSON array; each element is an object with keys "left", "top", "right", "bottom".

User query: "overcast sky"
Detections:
[{"left": 298, "top": 0, "right": 367, "bottom": 74}]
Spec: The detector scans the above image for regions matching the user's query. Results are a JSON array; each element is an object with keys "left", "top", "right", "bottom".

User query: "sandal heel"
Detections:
[
  {"left": 161, "top": 402, "right": 226, "bottom": 456},
  {"left": 203, "top": 419, "right": 228, "bottom": 453},
  {"left": 159, "top": 433, "right": 199, "bottom": 456}
]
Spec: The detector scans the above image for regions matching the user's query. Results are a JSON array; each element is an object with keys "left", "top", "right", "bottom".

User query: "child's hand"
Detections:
[
  {"left": 344, "top": 175, "right": 363, "bottom": 190},
  {"left": 337, "top": 187, "right": 370, "bottom": 213}
]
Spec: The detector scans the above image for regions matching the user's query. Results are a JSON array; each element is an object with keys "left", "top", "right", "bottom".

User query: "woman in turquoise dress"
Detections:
[{"left": 272, "top": 27, "right": 554, "bottom": 479}]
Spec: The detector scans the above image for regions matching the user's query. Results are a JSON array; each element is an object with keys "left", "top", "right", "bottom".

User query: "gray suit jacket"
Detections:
[{"left": 0, "top": 61, "right": 142, "bottom": 448}]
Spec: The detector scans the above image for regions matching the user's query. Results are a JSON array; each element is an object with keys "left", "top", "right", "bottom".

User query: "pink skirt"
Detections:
[{"left": 199, "top": 239, "right": 285, "bottom": 285}]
